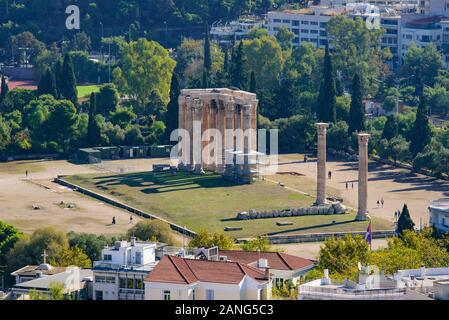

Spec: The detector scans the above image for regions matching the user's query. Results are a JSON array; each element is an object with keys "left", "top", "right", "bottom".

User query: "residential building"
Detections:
[
  {"left": 216, "top": 250, "right": 316, "bottom": 286},
  {"left": 298, "top": 267, "right": 431, "bottom": 300},
  {"left": 11, "top": 260, "right": 67, "bottom": 285},
  {"left": 145, "top": 255, "right": 272, "bottom": 300},
  {"left": 92, "top": 238, "right": 158, "bottom": 300},
  {"left": 210, "top": 16, "right": 266, "bottom": 46},
  {"left": 429, "top": 198, "right": 449, "bottom": 233},
  {"left": 429, "top": 0, "right": 449, "bottom": 15},
  {"left": 11, "top": 267, "right": 93, "bottom": 300}
]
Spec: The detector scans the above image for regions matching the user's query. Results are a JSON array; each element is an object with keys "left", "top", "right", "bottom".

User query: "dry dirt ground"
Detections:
[{"left": 0, "top": 158, "right": 172, "bottom": 235}]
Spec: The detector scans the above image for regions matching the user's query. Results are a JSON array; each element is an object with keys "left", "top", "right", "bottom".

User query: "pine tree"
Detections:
[
  {"left": 316, "top": 49, "right": 336, "bottom": 123},
  {"left": 37, "top": 69, "right": 57, "bottom": 97},
  {"left": 410, "top": 96, "right": 432, "bottom": 156},
  {"left": 223, "top": 50, "right": 229, "bottom": 75},
  {"left": 249, "top": 71, "right": 256, "bottom": 93},
  {"left": 164, "top": 73, "right": 181, "bottom": 142},
  {"left": 348, "top": 73, "right": 365, "bottom": 134},
  {"left": 86, "top": 93, "right": 101, "bottom": 147},
  {"left": 230, "top": 41, "right": 246, "bottom": 90},
  {"left": 397, "top": 204, "right": 415, "bottom": 236},
  {"left": 0, "top": 76, "right": 8, "bottom": 104},
  {"left": 382, "top": 114, "right": 398, "bottom": 140},
  {"left": 61, "top": 54, "right": 78, "bottom": 105}
]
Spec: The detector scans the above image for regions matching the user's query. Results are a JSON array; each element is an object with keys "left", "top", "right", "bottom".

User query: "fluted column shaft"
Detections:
[
  {"left": 315, "top": 123, "right": 329, "bottom": 206},
  {"left": 357, "top": 133, "right": 370, "bottom": 221}
]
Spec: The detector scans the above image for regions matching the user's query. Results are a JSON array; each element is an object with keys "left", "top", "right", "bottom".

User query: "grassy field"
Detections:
[
  {"left": 65, "top": 171, "right": 393, "bottom": 238},
  {"left": 77, "top": 84, "right": 101, "bottom": 98}
]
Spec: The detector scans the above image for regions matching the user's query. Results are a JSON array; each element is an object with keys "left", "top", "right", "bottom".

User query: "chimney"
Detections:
[
  {"left": 130, "top": 237, "right": 136, "bottom": 246},
  {"left": 321, "top": 269, "right": 331, "bottom": 285},
  {"left": 258, "top": 258, "right": 268, "bottom": 269}
]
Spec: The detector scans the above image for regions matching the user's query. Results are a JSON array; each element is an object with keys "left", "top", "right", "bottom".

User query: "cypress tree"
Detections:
[
  {"left": 37, "top": 69, "right": 57, "bottom": 97},
  {"left": 223, "top": 49, "right": 229, "bottom": 75},
  {"left": 316, "top": 49, "right": 336, "bottom": 123},
  {"left": 204, "top": 24, "right": 212, "bottom": 74},
  {"left": 202, "top": 70, "right": 209, "bottom": 88},
  {"left": 165, "top": 73, "right": 181, "bottom": 140},
  {"left": 382, "top": 114, "right": 398, "bottom": 140},
  {"left": 86, "top": 93, "right": 101, "bottom": 147},
  {"left": 410, "top": 96, "right": 432, "bottom": 156},
  {"left": 230, "top": 41, "right": 246, "bottom": 90},
  {"left": 348, "top": 73, "right": 365, "bottom": 134},
  {"left": 397, "top": 204, "right": 415, "bottom": 236},
  {"left": 249, "top": 71, "right": 256, "bottom": 93},
  {"left": 54, "top": 59, "right": 63, "bottom": 99},
  {"left": 0, "top": 76, "right": 8, "bottom": 104},
  {"left": 61, "top": 54, "right": 78, "bottom": 105}
]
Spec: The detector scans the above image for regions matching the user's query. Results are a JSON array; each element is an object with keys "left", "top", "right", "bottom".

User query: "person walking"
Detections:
[
  {"left": 129, "top": 215, "right": 134, "bottom": 224},
  {"left": 25, "top": 170, "right": 28, "bottom": 178},
  {"left": 381, "top": 198, "right": 384, "bottom": 208},
  {"left": 112, "top": 216, "right": 116, "bottom": 225},
  {"left": 377, "top": 200, "right": 380, "bottom": 208},
  {"left": 328, "top": 171, "right": 332, "bottom": 180},
  {"left": 345, "top": 181, "right": 348, "bottom": 190}
]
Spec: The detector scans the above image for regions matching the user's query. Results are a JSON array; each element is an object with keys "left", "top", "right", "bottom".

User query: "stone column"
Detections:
[
  {"left": 242, "top": 104, "right": 254, "bottom": 182},
  {"left": 177, "top": 96, "right": 186, "bottom": 169},
  {"left": 202, "top": 101, "right": 210, "bottom": 171},
  {"left": 315, "top": 123, "right": 329, "bottom": 206},
  {"left": 356, "top": 133, "right": 370, "bottom": 221},
  {"left": 184, "top": 97, "right": 193, "bottom": 171},
  {"left": 209, "top": 101, "right": 218, "bottom": 173},
  {"left": 216, "top": 100, "right": 226, "bottom": 174},
  {"left": 224, "top": 101, "right": 235, "bottom": 178},
  {"left": 192, "top": 99, "right": 204, "bottom": 174},
  {"left": 234, "top": 105, "right": 243, "bottom": 177}
]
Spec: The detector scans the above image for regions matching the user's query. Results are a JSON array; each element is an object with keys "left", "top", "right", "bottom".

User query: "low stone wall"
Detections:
[
  {"left": 236, "top": 202, "right": 347, "bottom": 220},
  {"left": 54, "top": 176, "right": 197, "bottom": 237},
  {"left": 258, "top": 230, "right": 395, "bottom": 244}
]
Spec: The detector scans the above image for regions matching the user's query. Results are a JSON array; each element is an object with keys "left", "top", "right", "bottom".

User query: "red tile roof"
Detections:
[
  {"left": 146, "top": 255, "right": 268, "bottom": 285},
  {"left": 219, "top": 250, "right": 315, "bottom": 271}
]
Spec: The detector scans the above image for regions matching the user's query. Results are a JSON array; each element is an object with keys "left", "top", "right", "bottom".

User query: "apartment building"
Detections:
[{"left": 92, "top": 238, "right": 158, "bottom": 300}]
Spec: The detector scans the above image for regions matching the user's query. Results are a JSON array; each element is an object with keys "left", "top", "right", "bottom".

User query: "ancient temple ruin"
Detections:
[{"left": 177, "top": 88, "right": 259, "bottom": 183}]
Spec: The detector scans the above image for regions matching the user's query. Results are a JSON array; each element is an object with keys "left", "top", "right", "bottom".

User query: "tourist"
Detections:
[
  {"left": 345, "top": 181, "right": 348, "bottom": 190},
  {"left": 351, "top": 182, "right": 354, "bottom": 189},
  {"left": 304, "top": 155, "right": 308, "bottom": 163},
  {"left": 25, "top": 170, "right": 28, "bottom": 178},
  {"left": 377, "top": 200, "right": 380, "bottom": 208},
  {"left": 112, "top": 216, "right": 116, "bottom": 225},
  {"left": 328, "top": 171, "right": 332, "bottom": 179},
  {"left": 381, "top": 198, "right": 384, "bottom": 208},
  {"left": 129, "top": 215, "right": 133, "bottom": 224}
]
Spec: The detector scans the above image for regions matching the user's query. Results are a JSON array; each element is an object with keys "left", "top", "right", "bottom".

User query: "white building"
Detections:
[
  {"left": 210, "top": 17, "right": 266, "bottom": 46},
  {"left": 429, "top": 199, "right": 449, "bottom": 233},
  {"left": 429, "top": 0, "right": 449, "bottom": 15},
  {"left": 92, "top": 238, "right": 158, "bottom": 300},
  {"left": 145, "top": 255, "right": 272, "bottom": 300}
]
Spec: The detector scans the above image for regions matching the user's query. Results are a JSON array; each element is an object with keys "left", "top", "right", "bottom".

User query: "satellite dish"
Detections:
[{"left": 357, "top": 261, "right": 362, "bottom": 271}]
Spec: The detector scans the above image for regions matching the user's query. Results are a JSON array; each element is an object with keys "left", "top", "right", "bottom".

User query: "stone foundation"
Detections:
[{"left": 236, "top": 202, "right": 347, "bottom": 220}]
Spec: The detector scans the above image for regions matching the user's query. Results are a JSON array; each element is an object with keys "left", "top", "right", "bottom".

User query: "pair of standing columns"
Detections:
[{"left": 315, "top": 123, "right": 369, "bottom": 221}]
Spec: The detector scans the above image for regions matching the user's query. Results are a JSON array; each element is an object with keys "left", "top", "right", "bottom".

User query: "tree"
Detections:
[
  {"left": 0, "top": 221, "right": 21, "bottom": 265},
  {"left": 189, "top": 230, "right": 235, "bottom": 250},
  {"left": 60, "top": 54, "right": 78, "bottom": 105},
  {"left": 127, "top": 220, "right": 176, "bottom": 245},
  {"left": 241, "top": 237, "right": 272, "bottom": 252},
  {"left": 274, "top": 76, "right": 300, "bottom": 119},
  {"left": 410, "top": 97, "right": 432, "bottom": 156},
  {"left": 381, "top": 115, "right": 398, "bottom": 140},
  {"left": 96, "top": 84, "right": 119, "bottom": 116},
  {"left": 348, "top": 73, "right": 365, "bottom": 134},
  {"left": 275, "top": 26, "right": 294, "bottom": 51},
  {"left": 203, "top": 25, "right": 212, "bottom": 79},
  {"left": 67, "top": 232, "right": 115, "bottom": 262},
  {"left": 86, "top": 93, "right": 101, "bottom": 147},
  {"left": 0, "top": 76, "right": 9, "bottom": 104},
  {"left": 397, "top": 204, "right": 415, "bottom": 236},
  {"left": 110, "top": 107, "right": 137, "bottom": 129},
  {"left": 317, "top": 235, "right": 370, "bottom": 279},
  {"left": 46, "top": 100, "right": 78, "bottom": 152},
  {"left": 249, "top": 70, "right": 256, "bottom": 93},
  {"left": 229, "top": 41, "right": 247, "bottom": 90},
  {"left": 37, "top": 69, "right": 57, "bottom": 97},
  {"left": 164, "top": 73, "right": 180, "bottom": 142},
  {"left": 0, "top": 115, "right": 11, "bottom": 154},
  {"left": 49, "top": 247, "right": 92, "bottom": 268},
  {"left": 316, "top": 49, "right": 337, "bottom": 123},
  {"left": 113, "top": 38, "right": 176, "bottom": 114}
]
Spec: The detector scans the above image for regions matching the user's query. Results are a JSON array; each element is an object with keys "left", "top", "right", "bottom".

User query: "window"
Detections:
[
  {"left": 95, "top": 291, "right": 103, "bottom": 300},
  {"left": 192, "top": 289, "right": 196, "bottom": 300},
  {"left": 301, "top": 21, "right": 309, "bottom": 25},
  {"left": 119, "top": 278, "right": 127, "bottom": 288},
  {"left": 206, "top": 289, "right": 214, "bottom": 300},
  {"left": 95, "top": 275, "right": 115, "bottom": 284},
  {"left": 310, "top": 21, "right": 318, "bottom": 25},
  {"left": 292, "top": 28, "right": 299, "bottom": 35},
  {"left": 282, "top": 19, "right": 290, "bottom": 24},
  {"left": 310, "top": 30, "right": 318, "bottom": 34},
  {"left": 136, "top": 279, "right": 143, "bottom": 290},
  {"left": 164, "top": 290, "right": 171, "bottom": 300},
  {"left": 127, "top": 278, "right": 134, "bottom": 289},
  {"left": 320, "top": 22, "right": 327, "bottom": 28},
  {"left": 103, "top": 254, "right": 112, "bottom": 261},
  {"left": 292, "top": 20, "right": 299, "bottom": 26},
  {"left": 136, "top": 252, "right": 142, "bottom": 265},
  {"left": 273, "top": 19, "right": 281, "bottom": 23}
]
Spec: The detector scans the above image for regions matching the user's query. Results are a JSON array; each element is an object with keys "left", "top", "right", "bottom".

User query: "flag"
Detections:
[{"left": 365, "top": 221, "right": 372, "bottom": 247}]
